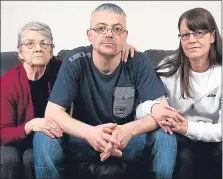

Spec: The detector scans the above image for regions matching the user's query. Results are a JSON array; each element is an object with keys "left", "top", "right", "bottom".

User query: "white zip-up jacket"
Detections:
[{"left": 136, "top": 64, "right": 222, "bottom": 142}]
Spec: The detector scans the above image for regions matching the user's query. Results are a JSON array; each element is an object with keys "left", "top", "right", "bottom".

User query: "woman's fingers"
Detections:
[
  {"left": 130, "top": 45, "right": 138, "bottom": 58},
  {"left": 41, "top": 128, "right": 55, "bottom": 138},
  {"left": 121, "top": 48, "right": 126, "bottom": 62},
  {"left": 166, "top": 117, "right": 180, "bottom": 130},
  {"left": 123, "top": 48, "right": 129, "bottom": 62},
  {"left": 159, "top": 120, "right": 173, "bottom": 134},
  {"left": 46, "top": 119, "right": 63, "bottom": 134},
  {"left": 157, "top": 121, "right": 168, "bottom": 133},
  {"left": 44, "top": 122, "right": 62, "bottom": 138},
  {"left": 48, "top": 128, "right": 62, "bottom": 138},
  {"left": 165, "top": 126, "right": 173, "bottom": 135}
]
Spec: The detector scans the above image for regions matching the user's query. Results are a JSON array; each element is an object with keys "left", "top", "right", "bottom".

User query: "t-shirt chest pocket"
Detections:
[{"left": 113, "top": 87, "right": 135, "bottom": 118}]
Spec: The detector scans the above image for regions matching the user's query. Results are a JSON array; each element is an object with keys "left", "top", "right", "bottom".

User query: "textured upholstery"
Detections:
[
  {"left": 1, "top": 52, "right": 20, "bottom": 76},
  {"left": 143, "top": 49, "right": 174, "bottom": 67},
  {"left": 0, "top": 49, "right": 174, "bottom": 77}
]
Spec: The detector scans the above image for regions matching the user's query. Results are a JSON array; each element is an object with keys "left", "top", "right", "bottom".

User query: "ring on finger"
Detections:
[{"left": 46, "top": 126, "right": 51, "bottom": 130}]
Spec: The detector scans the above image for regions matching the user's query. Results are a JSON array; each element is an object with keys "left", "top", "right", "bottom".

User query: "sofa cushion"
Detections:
[
  {"left": 1, "top": 51, "right": 20, "bottom": 76},
  {"left": 143, "top": 49, "right": 174, "bottom": 67},
  {"left": 57, "top": 49, "right": 70, "bottom": 59}
]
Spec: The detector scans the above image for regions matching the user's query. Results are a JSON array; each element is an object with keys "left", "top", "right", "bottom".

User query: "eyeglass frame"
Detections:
[
  {"left": 20, "top": 39, "right": 53, "bottom": 49},
  {"left": 178, "top": 30, "right": 214, "bottom": 41},
  {"left": 90, "top": 25, "right": 127, "bottom": 35}
]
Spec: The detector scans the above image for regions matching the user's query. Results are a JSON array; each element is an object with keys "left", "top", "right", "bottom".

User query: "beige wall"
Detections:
[{"left": 1, "top": 1, "right": 221, "bottom": 54}]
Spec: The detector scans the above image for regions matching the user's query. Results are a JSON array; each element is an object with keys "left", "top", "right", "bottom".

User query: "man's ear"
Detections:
[
  {"left": 87, "top": 29, "right": 92, "bottom": 42},
  {"left": 124, "top": 30, "right": 128, "bottom": 41}
]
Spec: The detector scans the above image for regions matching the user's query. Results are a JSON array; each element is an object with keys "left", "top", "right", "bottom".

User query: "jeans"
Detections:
[
  {"left": 33, "top": 128, "right": 177, "bottom": 179},
  {"left": 0, "top": 145, "right": 35, "bottom": 179},
  {"left": 174, "top": 135, "right": 222, "bottom": 179}
]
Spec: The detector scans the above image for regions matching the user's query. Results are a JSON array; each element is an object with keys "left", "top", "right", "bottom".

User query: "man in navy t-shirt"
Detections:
[{"left": 33, "top": 3, "right": 179, "bottom": 179}]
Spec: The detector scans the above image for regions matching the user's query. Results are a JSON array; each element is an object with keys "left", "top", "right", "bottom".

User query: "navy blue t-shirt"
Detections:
[{"left": 49, "top": 45, "right": 166, "bottom": 125}]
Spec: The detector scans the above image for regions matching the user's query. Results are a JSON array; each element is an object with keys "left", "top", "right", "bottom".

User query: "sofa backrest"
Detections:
[
  {"left": 0, "top": 49, "right": 174, "bottom": 77},
  {"left": 143, "top": 49, "right": 174, "bottom": 68},
  {"left": 1, "top": 52, "right": 21, "bottom": 76}
]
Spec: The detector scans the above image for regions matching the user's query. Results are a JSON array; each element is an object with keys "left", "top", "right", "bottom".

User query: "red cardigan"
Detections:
[{"left": 1, "top": 57, "right": 62, "bottom": 145}]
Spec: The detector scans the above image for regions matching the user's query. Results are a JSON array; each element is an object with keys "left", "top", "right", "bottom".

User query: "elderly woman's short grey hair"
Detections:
[{"left": 17, "top": 21, "right": 54, "bottom": 50}]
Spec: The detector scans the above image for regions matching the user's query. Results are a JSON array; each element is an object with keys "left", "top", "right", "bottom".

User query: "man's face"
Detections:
[{"left": 87, "top": 11, "right": 128, "bottom": 57}]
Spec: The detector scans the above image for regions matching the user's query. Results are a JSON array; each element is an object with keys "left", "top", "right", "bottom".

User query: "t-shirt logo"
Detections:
[{"left": 207, "top": 94, "right": 216, "bottom": 98}]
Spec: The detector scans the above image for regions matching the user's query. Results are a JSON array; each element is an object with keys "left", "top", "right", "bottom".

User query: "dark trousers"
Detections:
[
  {"left": 0, "top": 145, "right": 35, "bottom": 179},
  {"left": 174, "top": 136, "right": 222, "bottom": 179}
]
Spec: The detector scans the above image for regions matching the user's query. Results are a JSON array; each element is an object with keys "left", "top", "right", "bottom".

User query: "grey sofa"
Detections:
[
  {"left": 0, "top": 49, "right": 173, "bottom": 179},
  {"left": 1, "top": 51, "right": 21, "bottom": 76},
  {"left": 1, "top": 49, "right": 173, "bottom": 77}
]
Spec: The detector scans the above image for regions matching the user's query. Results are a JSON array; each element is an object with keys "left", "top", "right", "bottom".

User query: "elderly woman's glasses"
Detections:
[
  {"left": 21, "top": 39, "right": 52, "bottom": 49},
  {"left": 178, "top": 30, "right": 211, "bottom": 41},
  {"left": 90, "top": 25, "right": 126, "bottom": 35}
]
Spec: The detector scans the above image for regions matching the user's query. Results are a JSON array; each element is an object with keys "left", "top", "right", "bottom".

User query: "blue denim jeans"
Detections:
[{"left": 33, "top": 129, "right": 177, "bottom": 179}]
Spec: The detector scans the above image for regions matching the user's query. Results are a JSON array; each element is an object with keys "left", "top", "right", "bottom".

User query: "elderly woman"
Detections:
[
  {"left": 0, "top": 21, "right": 63, "bottom": 179},
  {"left": 136, "top": 8, "right": 222, "bottom": 179}
]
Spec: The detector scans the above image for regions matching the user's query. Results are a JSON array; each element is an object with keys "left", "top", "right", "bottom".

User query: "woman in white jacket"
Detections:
[{"left": 136, "top": 8, "right": 222, "bottom": 179}]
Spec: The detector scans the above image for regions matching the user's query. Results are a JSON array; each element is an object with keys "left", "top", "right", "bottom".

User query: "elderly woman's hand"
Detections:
[
  {"left": 24, "top": 118, "right": 63, "bottom": 138},
  {"left": 121, "top": 43, "right": 138, "bottom": 62}
]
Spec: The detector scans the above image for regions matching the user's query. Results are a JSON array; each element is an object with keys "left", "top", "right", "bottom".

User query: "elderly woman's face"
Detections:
[
  {"left": 179, "top": 19, "right": 215, "bottom": 61},
  {"left": 18, "top": 30, "right": 53, "bottom": 67}
]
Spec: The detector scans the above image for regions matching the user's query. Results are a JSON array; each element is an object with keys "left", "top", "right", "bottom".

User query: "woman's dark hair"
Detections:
[{"left": 156, "top": 7, "right": 222, "bottom": 99}]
